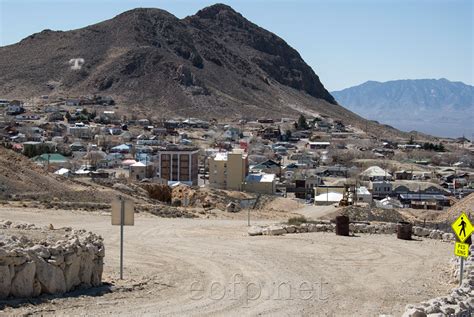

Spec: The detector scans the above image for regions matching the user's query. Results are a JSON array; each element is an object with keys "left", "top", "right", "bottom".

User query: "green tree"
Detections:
[{"left": 297, "top": 114, "right": 308, "bottom": 130}]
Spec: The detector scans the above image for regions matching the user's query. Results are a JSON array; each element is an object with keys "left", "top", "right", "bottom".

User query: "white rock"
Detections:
[
  {"left": 263, "top": 225, "right": 286, "bottom": 236},
  {"left": 0, "top": 265, "right": 11, "bottom": 298},
  {"left": 402, "top": 308, "right": 427, "bottom": 317},
  {"left": 35, "top": 256, "right": 67, "bottom": 294},
  {"left": 10, "top": 261, "right": 35, "bottom": 298},
  {"left": 248, "top": 226, "right": 263, "bottom": 236}
]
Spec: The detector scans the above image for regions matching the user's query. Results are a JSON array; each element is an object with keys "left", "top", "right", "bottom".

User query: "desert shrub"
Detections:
[
  {"left": 287, "top": 216, "right": 307, "bottom": 226},
  {"left": 143, "top": 184, "right": 172, "bottom": 203}
]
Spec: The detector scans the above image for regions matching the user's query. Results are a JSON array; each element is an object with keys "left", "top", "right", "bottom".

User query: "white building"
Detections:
[{"left": 356, "top": 186, "right": 372, "bottom": 203}]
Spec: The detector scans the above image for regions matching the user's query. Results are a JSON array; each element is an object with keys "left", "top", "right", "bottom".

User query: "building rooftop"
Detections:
[{"left": 246, "top": 173, "right": 275, "bottom": 183}]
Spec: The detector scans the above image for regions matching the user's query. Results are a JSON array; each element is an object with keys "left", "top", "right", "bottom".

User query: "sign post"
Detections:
[
  {"left": 451, "top": 212, "right": 472, "bottom": 286},
  {"left": 112, "top": 196, "right": 134, "bottom": 280},
  {"left": 248, "top": 208, "right": 250, "bottom": 227}
]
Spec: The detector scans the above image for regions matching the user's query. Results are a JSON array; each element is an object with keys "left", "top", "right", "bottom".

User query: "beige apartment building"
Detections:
[{"left": 209, "top": 149, "right": 248, "bottom": 190}]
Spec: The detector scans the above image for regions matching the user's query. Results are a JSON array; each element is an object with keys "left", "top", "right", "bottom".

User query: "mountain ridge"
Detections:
[
  {"left": 331, "top": 78, "right": 474, "bottom": 137},
  {"left": 0, "top": 4, "right": 416, "bottom": 139}
]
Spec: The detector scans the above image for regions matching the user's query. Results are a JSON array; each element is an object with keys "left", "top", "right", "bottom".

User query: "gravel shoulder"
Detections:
[{"left": 0, "top": 207, "right": 455, "bottom": 316}]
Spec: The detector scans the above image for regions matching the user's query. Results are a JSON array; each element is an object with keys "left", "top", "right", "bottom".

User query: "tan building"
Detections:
[
  {"left": 209, "top": 149, "right": 248, "bottom": 190},
  {"left": 129, "top": 162, "right": 155, "bottom": 181},
  {"left": 158, "top": 146, "right": 199, "bottom": 186}
]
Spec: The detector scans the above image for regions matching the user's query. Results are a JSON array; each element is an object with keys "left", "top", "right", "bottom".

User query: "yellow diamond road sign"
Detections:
[
  {"left": 454, "top": 242, "right": 469, "bottom": 258},
  {"left": 451, "top": 212, "right": 473, "bottom": 243}
]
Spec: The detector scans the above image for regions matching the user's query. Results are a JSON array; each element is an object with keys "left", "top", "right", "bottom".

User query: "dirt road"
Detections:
[{"left": 0, "top": 207, "right": 454, "bottom": 316}]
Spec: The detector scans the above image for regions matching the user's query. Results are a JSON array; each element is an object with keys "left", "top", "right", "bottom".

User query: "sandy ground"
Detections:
[{"left": 0, "top": 206, "right": 455, "bottom": 316}]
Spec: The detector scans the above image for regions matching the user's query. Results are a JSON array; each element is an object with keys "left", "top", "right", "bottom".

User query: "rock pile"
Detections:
[
  {"left": 402, "top": 244, "right": 474, "bottom": 317},
  {"left": 248, "top": 221, "right": 335, "bottom": 236},
  {"left": 249, "top": 222, "right": 455, "bottom": 242},
  {"left": 0, "top": 220, "right": 104, "bottom": 299}
]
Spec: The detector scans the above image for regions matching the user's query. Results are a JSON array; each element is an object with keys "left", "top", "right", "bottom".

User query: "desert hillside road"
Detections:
[{"left": 0, "top": 207, "right": 454, "bottom": 316}]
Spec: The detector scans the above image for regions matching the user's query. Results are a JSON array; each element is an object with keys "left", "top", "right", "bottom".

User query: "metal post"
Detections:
[
  {"left": 459, "top": 257, "right": 464, "bottom": 286},
  {"left": 120, "top": 196, "right": 124, "bottom": 280},
  {"left": 247, "top": 208, "right": 250, "bottom": 227}
]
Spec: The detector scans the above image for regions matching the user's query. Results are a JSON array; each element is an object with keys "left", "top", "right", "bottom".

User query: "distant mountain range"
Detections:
[{"left": 332, "top": 79, "right": 474, "bottom": 138}]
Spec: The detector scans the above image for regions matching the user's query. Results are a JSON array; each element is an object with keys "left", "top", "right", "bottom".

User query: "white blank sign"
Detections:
[{"left": 111, "top": 198, "right": 135, "bottom": 226}]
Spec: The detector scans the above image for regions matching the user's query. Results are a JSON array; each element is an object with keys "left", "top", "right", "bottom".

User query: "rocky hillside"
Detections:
[
  {"left": 332, "top": 79, "right": 474, "bottom": 137},
  {"left": 0, "top": 147, "right": 112, "bottom": 203},
  {"left": 0, "top": 5, "right": 334, "bottom": 116},
  {"left": 0, "top": 4, "right": 412, "bottom": 138}
]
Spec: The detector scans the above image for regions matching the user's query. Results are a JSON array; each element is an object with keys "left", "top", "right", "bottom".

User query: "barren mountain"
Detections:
[
  {"left": 332, "top": 79, "right": 474, "bottom": 138},
  {"left": 0, "top": 4, "right": 409, "bottom": 137}
]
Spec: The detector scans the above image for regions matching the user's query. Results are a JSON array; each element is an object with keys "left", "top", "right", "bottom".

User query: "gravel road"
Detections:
[{"left": 0, "top": 207, "right": 454, "bottom": 316}]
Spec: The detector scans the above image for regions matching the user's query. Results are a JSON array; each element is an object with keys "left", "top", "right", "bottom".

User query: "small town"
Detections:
[
  {"left": 0, "top": 1, "right": 473, "bottom": 317},
  {"left": 1, "top": 95, "right": 472, "bottom": 206}
]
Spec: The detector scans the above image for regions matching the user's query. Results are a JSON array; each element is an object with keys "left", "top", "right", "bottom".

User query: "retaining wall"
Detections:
[{"left": 0, "top": 220, "right": 104, "bottom": 299}]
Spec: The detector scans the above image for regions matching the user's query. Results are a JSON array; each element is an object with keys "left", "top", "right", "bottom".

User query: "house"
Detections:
[
  {"left": 307, "top": 142, "right": 330, "bottom": 150},
  {"left": 369, "top": 181, "right": 392, "bottom": 198},
  {"left": 129, "top": 162, "right": 155, "bottom": 181},
  {"left": 360, "top": 166, "right": 392, "bottom": 181},
  {"left": 398, "top": 144, "right": 421, "bottom": 150},
  {"left": 375, "top": 197, "right": 403, "bottom": 209},
  {"left": 6, "top": 103, "right": 24, "bottom": 115},
  {"left": 398, "top": 194, "right": 449, "bottom": 209},
  {"left": 315, "top": 120, "right": 332, "bottom": 131},
  {"left": 65, "top": 99, "right": 80, "bottom": 107},
  {"left": 394, "top": 170, "right": 413, "bottom": 180},
  {"left": 157, "top": 145, "right": 199, "bottom": 186},
  {"left": 54, "top": 168, "right": 71, "bottom": 177},
  {"left": 69, "top": 142, "right": 86, "bottom": 152},
  {"left": 67, "top": 123, "right": 92, "bottom": 139},
  {"left": 244, "top": 173, "right": 276, "bottom": 194},
  {"left": 273, "top": 145, "right": 288, "bottom": 155},
  {"left": 294, "top": 176, "right": 323, "bottom": 199},
  {"left": 0, "top": 99, "right": 9, "bottom": 107},
  {"left": 315, "top": 165, "right": 349, "bottom": 177},
  {"left": 111, "top": 144, "right": 131, "bottom": 154},
  {"left": 32, "top": 153, "right": 68, "bottom": 166},
  {"left": 356, "top": 186, "right": 372, "bottom": 203},
  {"left": 98, "top": 153, "right": 124, "bottom": 168},
  {"left": 257, "top": 118, "right": 274, "bottom": 124},
  {"left": 314, "top": 192, "right": 343, "bottom": 205},
  {"left": 152, "top": 128, "right": 168, "bottom": 136},
  {"left": 250, "top": 160, "right": 281, "bottom": 175},
  {"left": 209, "top": 149, "right": 248, "bottom": 190},
  {"left": 392, "top": 181, "right": 449, "bottom": 196},
  {"left": 258, "top": 127, "right": 280, "bottom": 140},
  {"left": 15, "top": 113, "right": 40, "bottom": 121}
]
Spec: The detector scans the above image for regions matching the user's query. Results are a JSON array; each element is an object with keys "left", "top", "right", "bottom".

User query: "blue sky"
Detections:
[{"left": 0, "top": 0, "right": 472, "bottom": 91}]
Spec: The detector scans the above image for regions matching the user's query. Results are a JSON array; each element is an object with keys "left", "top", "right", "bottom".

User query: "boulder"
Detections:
[
  {"left": 35, "top": 256, "right": 67, "bottom": 294},
  {"left": 248, "top": 226, "right": 263, "bottom": 236},
  {"left": 79, "top": 253, "right": 94, "bottom": 286},
  {"left": 0, "top": 265, "right": 11, "bottom": 299},
  {"left": 64, "top": 259, "right": 81, "bottom": 290},
  {"left": 10, "top": 261, "right": 35, "bottom": 298},
  {"left": 263, "top": 225, "right": 286, "bottom": 236},
  {"left": 442, "top": 233, "right": 454, "bottom": 241},
  {"left": 29, "top": 245, "right": 50, "bottom": 258},
  {"left": 402, "top": 308, "right": 427, "bottom": 317}
]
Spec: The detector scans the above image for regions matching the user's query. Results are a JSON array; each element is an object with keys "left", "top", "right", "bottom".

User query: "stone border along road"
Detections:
[
  {"left": 249, "top": 221, "right": 473, "bottom": 316},
  {"left": 0, "top": 207, "right": 457, "bottom": 316}
]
